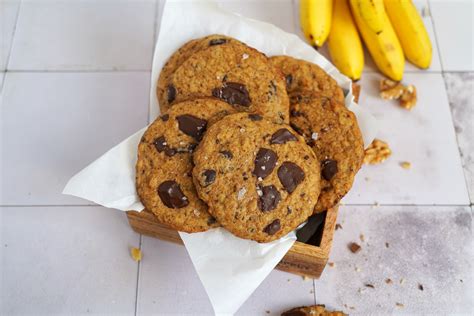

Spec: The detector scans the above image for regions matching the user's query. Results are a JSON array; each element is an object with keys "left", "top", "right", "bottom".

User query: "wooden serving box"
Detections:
[{"left": 126, "top": 206, "right": 338, "bottom": 279}]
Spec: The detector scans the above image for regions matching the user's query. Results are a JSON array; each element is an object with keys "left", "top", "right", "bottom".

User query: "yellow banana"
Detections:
[
  {"left": 328, "top": 0, "right": 364, "bottom": 80},
  {"left": 384, "top": 0, "right": 432, "bottom": 69},
  {"left": 300, "top": 0, "right": 333, "bottom": 47},
  {"left": 350, "top": 0, "right": 405, "bottom": 81},
  {"left": 350, "top": 0, "right": 385, "bottom": 34}
]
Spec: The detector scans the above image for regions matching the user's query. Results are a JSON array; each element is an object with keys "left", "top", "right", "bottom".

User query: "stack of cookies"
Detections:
[{"left": 136, "top": 35, "right": 364, "bottom": 243}]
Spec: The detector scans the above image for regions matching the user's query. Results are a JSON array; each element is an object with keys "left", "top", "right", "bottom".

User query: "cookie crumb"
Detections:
[
  {"left": 364, "top": 177, "right": 370, "bottom": 181},
  {"left": 365, "top": 283, "right": 375, "bottom": 289},
  {"left": 287, "top": 279, "right": 291, "bottom": 282},
  {"left": 131, "top": 247, "right": 142, "bottom": 262},
  {"left": 385, "top": 278, "right": 392, "bottom": 284},
  {"left": 355, "top": 267, "right": 361, "bottom": 272},
  {"left": 364, "top": 139, "right": 391, "bottom": 164},
  {"left": 335, "top": 223, "right": 343, "bottom": 230},
  {"left": 302, "top": 276, "right": 311, "bottom": 281},
  {"left": 400, "top": 278, "right": 405, "bottom": 285},
  {"left": 400, "top": 161, "right": 411, "bottom": 169},
  {"left": 418, "top": 283, "right": 424, "bottom": 291},
  {"left": 349, "top": 242, "right": 362, "bottom": 253},
  {"left": 309, "top": 289, "right": 314, "bottom": 294},
  {"left": 328, "top": 262, "right": 336, "bottom": 268},
  {"left": 265, "top": 310, "right": 270, "bottom": 314},
  {"left": 385, "top": 242, "right": 390, "bottom": 248},
  {"left": 396, "top": 302, "right": 404, "bottom": 308},
  {"left": 359, "top": 234, "right": 365, "bottom": 242}
]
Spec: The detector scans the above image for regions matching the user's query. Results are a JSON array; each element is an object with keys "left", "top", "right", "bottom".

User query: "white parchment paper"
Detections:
[{"left": 64, "top": 1, "right": 378, "bottom": 315}]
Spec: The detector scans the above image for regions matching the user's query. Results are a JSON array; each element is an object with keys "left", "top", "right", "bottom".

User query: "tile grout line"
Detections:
[
  {"left": 134, "top": 234, "right": 143, "bottom": 316},
  {"left": 427, "top": 0, "right": 445, "bottom": 72},
  {"left": 1, "top": 203, "right": 472, "bottom": 208},
  {"left": 1, "top": 0, "right": 22, "bottom": 92},
  {"left": 312, "top": 279, "right": 317, "bottom": 305},
  {"left": 4, "top": 69, "right": 152, "bottom": 73}
]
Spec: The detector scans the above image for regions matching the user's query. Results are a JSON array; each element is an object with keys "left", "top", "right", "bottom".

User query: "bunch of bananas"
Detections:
[{"left": 300, "top": 0, "right": 432, "bottom": 81}]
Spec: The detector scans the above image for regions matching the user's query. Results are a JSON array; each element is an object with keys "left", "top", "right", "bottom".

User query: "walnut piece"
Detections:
[
  {"left": 400, "top": 84, "right": 417, "bottom": 110},
  {"left": 364, "top": 139, "right": 392, "bottom": 164},
  {"left": 380, "top": 79, "right": 404, "bottom": 100},
  {"left": 131, "top": 247, "right": 142, "bottom": 262},
  {"left": 380, "top": 79, "right": 417, "bottom": 110}
]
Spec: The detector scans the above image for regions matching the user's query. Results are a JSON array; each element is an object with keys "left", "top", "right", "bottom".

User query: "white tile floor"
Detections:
[{"left": 1, "top": 1, "right": 473, "bottom": 315}]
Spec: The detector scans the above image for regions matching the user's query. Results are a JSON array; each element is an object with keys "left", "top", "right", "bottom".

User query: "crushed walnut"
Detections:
[
  {"left": 380, "top": 79, "right": 417, "bottom": 110},
  {"left": 364, "top": 139, "right": 392, "bottom": 164},
  {"left": 400, "top": 161, "right": 411, "bottom": 169},
  {"left": 131, "top": 247, "right": 142, "bottom": 262},
  {"left": 328, "top": 262, "right": 336, "bottom": 268}
]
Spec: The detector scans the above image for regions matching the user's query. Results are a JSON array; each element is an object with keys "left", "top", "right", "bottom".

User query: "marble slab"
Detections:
[
  {"left": 342, "top": 72, "right": 470, "bottom": 205},
  {"left": 137, "top": 236, "right": 315, "bottom": 316},
  {"left": 315, "top": 205, "right": 473, "bottom": 315},
  {"left": 0, "top": 0, "right": 20, "bottom": 70},
  {"left": 443, "top": 72, "right": 474, "bottom": 203},
  {"left": 0, "top": 72, "right": 149, "bottom": 206},
  {"left": 8, "top": 0, "right": 155, "bottom": 71},
  {"left": 1, "top": 206, "right": 140, "bottom": 315}
]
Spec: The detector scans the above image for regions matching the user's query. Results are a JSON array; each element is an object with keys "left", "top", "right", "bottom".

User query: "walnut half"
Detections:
[
  {"left": 364, "top": 139, "right": 392, "bottom": 165},
  {"left": 380, "top": 79, "right": 417, "bottom": 110}
]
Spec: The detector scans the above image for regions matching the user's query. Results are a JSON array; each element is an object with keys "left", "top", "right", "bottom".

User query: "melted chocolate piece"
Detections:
[
  {"left": 321, "top": 159, "right": 338, "bottom": 181},
  {"left": 263, "top": 219, "right": 281, "bottom": 235},
  {"left": 153, "top": 136, "right": 176, "bottom": 157},
  {"left": 285, "top": 74, "right": 293, "bottom": 89},
  {"left": 176, "top": 115, "right": 207, "bottom": 141},
  {"left": 167, "top": 84, "right": 176, "bottom": 104},
  {"left": 157, "top": 181, "right": 189, "bottom": 208},
  {"left": 248, "top": 114, "right": 263, "bottom": 121},
  {"left": 253, "top": 148, "right": 277, "bottom": 179},
  {"left": 258, "top": 185, "right": 281, "bottom": 212},
  {"left": 278, "top": 162, "right": 305, "bottom": 193},
  {"left": 209, "top": 38, "right": 227, "bottom": 46},
  {"left": 212, "top": 82, "right": 251, "bottom": 107},
  {"left": 219, "top": 150, "right": 233, "bottom": 159},
  {"left": 270, "top": 128, "right": 298, "bottom": 144},
  {"left": 202, "top": 169, "right": 216, "bottom": 186}
]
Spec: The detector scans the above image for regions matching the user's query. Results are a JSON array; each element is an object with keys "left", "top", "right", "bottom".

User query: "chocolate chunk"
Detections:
[
  {"left": 157, "top": 180, "right": 189, "bottom": 208},
  {"left": 153, "top": 136, "right": 167, "bottom": 152},
  {"left": 285, "top": 74, "right": 293, "bottom": 89},
  {"left": 202, "top": 169, "right": 216, "bottom": 186},
  {"left": 349, "top": 242, "right": 361, "bottom": 253},
  {"left": 209, "top": 38, "right": 227, "bottom": 46},
  {"left": 207, "top": 216, "right": 217, "bottom": 226},
  {"left": 290, "top": 123, "right": 304, "bottom": 136},
  {"left": 278, "top": 162, "right": 305, "bottom": 193},
  {"left": 176, "top": 114, "right": 207, "bottom": 141},
  {"left": 248, "top": 114, "right": 262, "bottom": 121},
  {"left": 167, "top": 84, "right": 176, "bottom": 103},
  {"left": 219, "top": 150, "right": 233, "bottom": 159},
  {"left": 253, "top": 148, "right": 277, "bottom": 179},
  {"left": 321, "top": 159, "right": 338, "bottom": 181},
  {"left": 160, "top": 114, "right": 169, "bottom": 121},
  {"left": 290, "top": 109, "right": 302, "bottom": 117},
  {"left": 153, "top": 136, "right": 176, "bottom": 157},
  {"left": 263, "top": 219, "right": 281, "bottom": 235},
  {"left": 257, "top": 185, "right": 281, "bottom": 212},
  {"left": 212, "top": 82, "right": 251, "bottom": 107},
  {"left": 270, "top": 128, "right": 297, "bottom": 144}
]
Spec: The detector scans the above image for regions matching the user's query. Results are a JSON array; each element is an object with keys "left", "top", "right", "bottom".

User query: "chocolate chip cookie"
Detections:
[
  {"left": 269, "top": 55, "right": 345, "bottom": 104},
  {"left": 192, "top": 113, "right": 321, "bottom": 242},
  {"left": 164, "top": 37, "right": 290, "bottom": 123},
  {"left": 136, "top": 98, "right": 236, "bottom": 232},
  {"left": 282, "top": 305, "right": 346, "bottom": 316},
  {"left": 289, "top": 91, "right": 364, "bottom": 213},
  {"left": 157, "top": 35, "right": 235, "bottom": 113}
]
